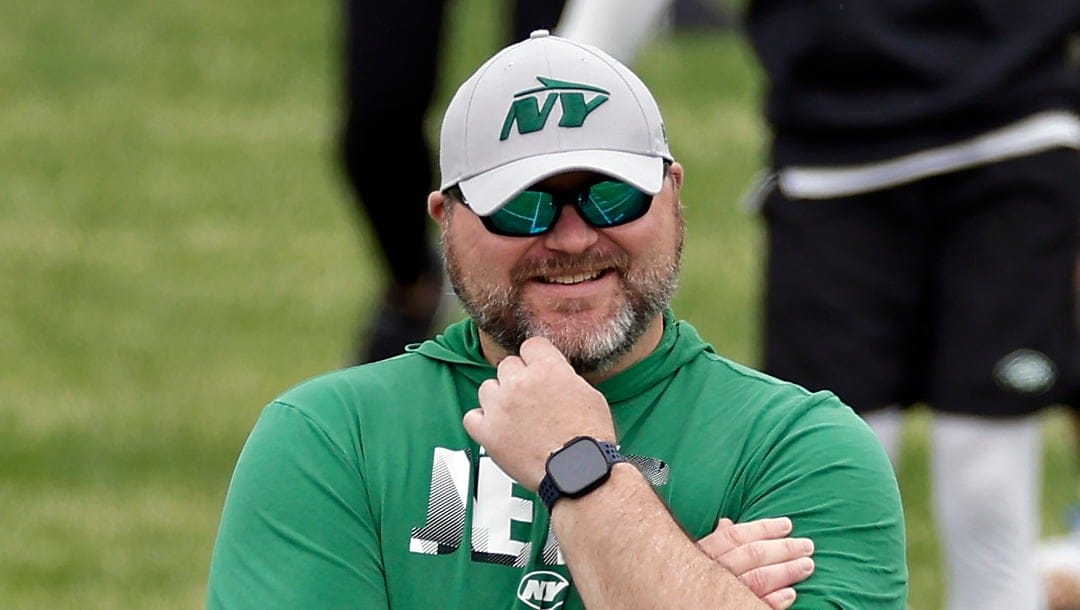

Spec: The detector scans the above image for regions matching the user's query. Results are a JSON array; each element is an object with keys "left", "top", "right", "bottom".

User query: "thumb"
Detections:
[{"left": 519, "top": 335, "right": 569, "bottom": 366}]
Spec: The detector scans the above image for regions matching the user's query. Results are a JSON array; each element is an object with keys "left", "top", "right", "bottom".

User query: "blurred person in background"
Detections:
[
  {"left": 340, "top": 0, "right": 565, "bottom": 364},
  {"left": 559, "top": 1, "right": 1080, "bottom": 608}
]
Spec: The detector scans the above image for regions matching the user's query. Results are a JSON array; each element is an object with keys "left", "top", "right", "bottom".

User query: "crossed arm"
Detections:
[
  {"left": 465, "top": 337, "right": 815, "bottom": 609},
  {"left": 555, "top": 469, "right": 814, "bottom": 609}
]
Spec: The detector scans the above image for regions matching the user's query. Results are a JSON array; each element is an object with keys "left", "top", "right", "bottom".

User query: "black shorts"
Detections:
[{"left": 762, "top": 148, "right": 1080, "bottom": 417}]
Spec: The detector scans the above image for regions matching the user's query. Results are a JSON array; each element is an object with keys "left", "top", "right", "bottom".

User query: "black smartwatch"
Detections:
[{"left": 538, "top": 436, "right": 626, "bottom": 511}]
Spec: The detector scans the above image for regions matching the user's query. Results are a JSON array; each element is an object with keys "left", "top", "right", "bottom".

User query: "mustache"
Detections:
[{"left": 511, "top": 249, "right": 631, "bottom": 283}]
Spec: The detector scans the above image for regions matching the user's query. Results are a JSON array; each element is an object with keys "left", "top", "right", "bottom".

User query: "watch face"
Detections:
[{"left": 549, "top": 439, "right": 609, "bottom": 495}]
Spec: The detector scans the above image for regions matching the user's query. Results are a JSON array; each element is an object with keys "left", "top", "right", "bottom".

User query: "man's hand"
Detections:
[
  {"left": 463, "top": 336, "right": 616, "bottom": 491},
  {"left": 699, "top": 517, "right": 816, "bottom": 609}
]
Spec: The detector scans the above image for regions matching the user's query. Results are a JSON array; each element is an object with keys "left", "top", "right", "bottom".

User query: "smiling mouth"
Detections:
[{"left": 538, "top": 269, "right": 608, "bottom": 285}]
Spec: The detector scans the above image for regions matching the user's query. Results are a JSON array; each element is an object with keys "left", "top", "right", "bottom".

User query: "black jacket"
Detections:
[{"left": 746, "top": 0, "right": 1080, "bottom": 166}]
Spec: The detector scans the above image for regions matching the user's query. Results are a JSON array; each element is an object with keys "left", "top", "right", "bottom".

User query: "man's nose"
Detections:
[{"left": 542, "top": 204, "right": 599, "bottom": 253}]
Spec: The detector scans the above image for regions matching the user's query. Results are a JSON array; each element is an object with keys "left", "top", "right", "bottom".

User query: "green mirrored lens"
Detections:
[
  {"left": 481, "top": 180, "right": 652, "bottom": 236},
  {"left": 488, "top": 191, "right": 557, "bottom": 236},
  {"left": 579, "top": 181, "right": 651, "bottom": 227}
]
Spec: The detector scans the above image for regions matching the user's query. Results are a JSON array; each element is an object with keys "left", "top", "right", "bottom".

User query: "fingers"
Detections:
[
  {"left": 715, "top": 537, "right": 815, "bottom": 579},
  {"left": 468, "top": 336, "right": 609, "bottom": 489},
  {"left": 476, "top": 377, "right": 499, "bottom": 409},
  {"left": 761, "top": 587, "right": 798, "bottom": 610},
  {"left": 698, "top": 516, "right": 815, "bottom": 605},
  {"left": 469, "top": 351, "right": 545, "bottom": 444},
  {"left": 699, "top": 517, "right": 793, "bottom": 557},
  {"left": 496, "top": 354, "right": 526, "bottom": 378},
  {"left": 740, "top": 557, "right": 815, "bottom": 606},
  {"left": 462, "top": 407, "right": 484, "bottom": 440}
]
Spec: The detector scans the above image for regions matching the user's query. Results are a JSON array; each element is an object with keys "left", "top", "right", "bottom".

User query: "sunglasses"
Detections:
[{"left": 457, "top": 179, "right": 655, "bottom": 237}]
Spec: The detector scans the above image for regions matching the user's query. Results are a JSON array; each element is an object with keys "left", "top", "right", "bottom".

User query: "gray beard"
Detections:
[{"left": 443, "top": 231, "right": 682, "bottom": 376}]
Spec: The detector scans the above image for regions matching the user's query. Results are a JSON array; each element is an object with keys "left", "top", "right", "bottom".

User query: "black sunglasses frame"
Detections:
[{"left": 448, "top": 162, "right": 671, "bottom": 238}]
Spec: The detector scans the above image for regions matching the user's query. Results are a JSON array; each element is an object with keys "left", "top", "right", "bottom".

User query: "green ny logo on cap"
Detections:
[{"left": 500, "top": 77, "right": 609, "bottom": 141}]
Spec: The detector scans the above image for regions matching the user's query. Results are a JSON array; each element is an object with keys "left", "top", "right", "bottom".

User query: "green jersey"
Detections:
[{"left": 207, "top": 311, "right": 907, "bottom": 609}]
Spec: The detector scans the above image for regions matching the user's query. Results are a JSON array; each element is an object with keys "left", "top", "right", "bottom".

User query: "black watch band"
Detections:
[{"left": 538, "top": 436, "right": 626, "bottom": 511}]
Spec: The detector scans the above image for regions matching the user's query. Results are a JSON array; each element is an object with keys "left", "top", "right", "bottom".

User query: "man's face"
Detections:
[{"left": 437, "top": 165, "right": 684, "bottom": 375}]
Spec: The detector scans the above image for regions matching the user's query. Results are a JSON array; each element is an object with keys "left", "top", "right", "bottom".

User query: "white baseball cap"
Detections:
[{"left": 438, "top": 29, "right": 672, "bottom": 216}]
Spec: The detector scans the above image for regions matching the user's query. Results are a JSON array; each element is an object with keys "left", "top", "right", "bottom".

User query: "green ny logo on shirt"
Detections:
[{"left": 499, "top": 77, "right": 610, "bottom": 141}]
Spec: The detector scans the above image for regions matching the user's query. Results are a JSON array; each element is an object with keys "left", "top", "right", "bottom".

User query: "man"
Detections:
[{"left": 207, "top": 31, "right": 907, "bottom": 609}]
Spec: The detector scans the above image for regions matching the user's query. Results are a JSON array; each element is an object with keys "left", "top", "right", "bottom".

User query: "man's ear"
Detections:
[
  {"left": 668, "top": 162, "right": 684, "bottom": 192},
  {"left": 428, "top": 190, "right": 448, "bottom": 223}
]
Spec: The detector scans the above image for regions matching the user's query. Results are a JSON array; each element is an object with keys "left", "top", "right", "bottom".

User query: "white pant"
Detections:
[{"left": 865, "top": 408, "right": 1047, "bottom": 610}]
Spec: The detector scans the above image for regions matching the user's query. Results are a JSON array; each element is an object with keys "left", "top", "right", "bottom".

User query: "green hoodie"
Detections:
[{"left": 207, "top": 311, "right": 907, "bottom": 609}]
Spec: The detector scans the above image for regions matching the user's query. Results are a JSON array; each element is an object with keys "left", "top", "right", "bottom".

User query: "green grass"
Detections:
[{"left": 1, "top": 1, "right": 1075, "bottom": 609}]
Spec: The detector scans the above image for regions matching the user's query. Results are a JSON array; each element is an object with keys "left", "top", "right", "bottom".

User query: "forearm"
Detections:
[{"left": 552, "top": 463, "right": 769, "bottom": 610}]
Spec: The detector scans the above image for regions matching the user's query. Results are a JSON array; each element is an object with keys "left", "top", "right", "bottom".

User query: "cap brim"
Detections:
[{"left": 458, "top": 151, "right": 666, "bottom": 216}]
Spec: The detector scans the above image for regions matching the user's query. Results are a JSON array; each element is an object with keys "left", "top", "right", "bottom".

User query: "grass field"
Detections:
[{"left": 2, "top": 1, "right": 1076, "bottom": 608}]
